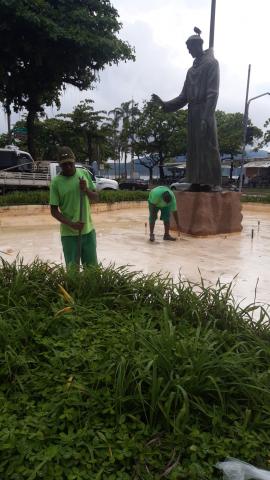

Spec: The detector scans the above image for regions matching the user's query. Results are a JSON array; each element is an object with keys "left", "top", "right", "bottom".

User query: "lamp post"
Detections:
[{"left": 239, "top": 66, "right": 270, "bottom": 191}]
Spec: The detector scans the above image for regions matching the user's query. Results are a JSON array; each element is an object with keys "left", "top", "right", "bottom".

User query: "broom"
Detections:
[{"left": 76, "top": 183, "right": 84, "bottom": 268}]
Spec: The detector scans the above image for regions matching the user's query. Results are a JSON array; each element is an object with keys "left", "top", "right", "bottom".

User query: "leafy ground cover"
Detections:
[{"left": 1, "top": 260, "right": 270, "bottom": 479}]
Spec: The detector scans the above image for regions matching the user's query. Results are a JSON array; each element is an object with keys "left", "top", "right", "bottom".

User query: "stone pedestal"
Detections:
[{"left": 170, "top": 191, "right": 242, "bottom": 236}]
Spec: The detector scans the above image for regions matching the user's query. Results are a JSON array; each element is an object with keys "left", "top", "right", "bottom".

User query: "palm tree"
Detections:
[
  {"left": 109, "top": 100, "right": 140, "bottom": 178},
  {"left": 108, "top": 107, "right": 123, "bottom": 177}
]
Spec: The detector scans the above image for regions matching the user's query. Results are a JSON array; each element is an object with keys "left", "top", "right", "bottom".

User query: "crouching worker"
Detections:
[
  {"left": 50, "top": 146, "right": 98, "bottom": 267},
  {"left": 148, "top": 186, "right": 180, "bottom": 242}
]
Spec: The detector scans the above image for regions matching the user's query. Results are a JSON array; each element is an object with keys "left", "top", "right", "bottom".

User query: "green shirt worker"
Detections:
[
  {"left": 148, "top": 186, "right": 180, "bottom": 242},
  {"left": 50, "top": 146, "right": 98, "bottom": 267}
]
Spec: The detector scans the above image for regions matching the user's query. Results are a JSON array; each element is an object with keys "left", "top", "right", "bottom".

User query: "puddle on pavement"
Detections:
[{"left": 0, "top": 204, "right": 269, "bottom": 308}]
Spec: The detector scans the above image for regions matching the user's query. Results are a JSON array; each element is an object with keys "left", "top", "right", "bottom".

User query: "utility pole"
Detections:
[
  {"left": 209, "top": 0, "right": 216, "bottom": 48},
  {"left": 239, "top": 64, "right": 251, "bottom": 191},
  {"left": 130, "top": 97, "right": 135, "bottom": 179},
  {"left": 239, "top": 64, "right": 270, "bottom": 191}
]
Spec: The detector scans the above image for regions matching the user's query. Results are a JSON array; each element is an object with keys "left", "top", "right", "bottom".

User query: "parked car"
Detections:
[
  {"left": 75, "top": 166, "right": 119, "bottom": 191},
  {"left": 52, "top": 163, "right": 119, "bottom": 190},
  {"left": 119, "top": 179, "right": 149, "bottom": 191},
  {"left": 0, "top": 147, "right": 34, "bottom": 172},
  {"left": 170, "top": 178, "right": 190, "bottom": 191},
  {"left": 93, "top": 174, "right": 119, "bottom": 191}
]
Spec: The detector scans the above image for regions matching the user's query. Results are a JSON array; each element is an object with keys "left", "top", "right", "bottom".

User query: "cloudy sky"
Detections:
[{"left": 2, "top": 0, "right": 270, "bottom": 133}]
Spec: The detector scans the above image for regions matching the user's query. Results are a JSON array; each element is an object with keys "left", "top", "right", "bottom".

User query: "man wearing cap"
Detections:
[
  {"left": 148, "top": 185, "right": 180, "bottom": 242},
  {"left": 152, "top": 28, "right": 221, "bottom": 192},
  {"left": 50, "top": 146, "right": 98, "bottom": 267}
]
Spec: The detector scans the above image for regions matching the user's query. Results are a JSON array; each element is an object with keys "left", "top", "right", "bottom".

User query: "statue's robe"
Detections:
[{"left": 163, "top": 49, "right": 221, "bottom": 186}]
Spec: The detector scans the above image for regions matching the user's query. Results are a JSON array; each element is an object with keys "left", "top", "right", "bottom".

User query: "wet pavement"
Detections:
[{"left": 0, "top": 204, "right": 269, "bottom": 307}]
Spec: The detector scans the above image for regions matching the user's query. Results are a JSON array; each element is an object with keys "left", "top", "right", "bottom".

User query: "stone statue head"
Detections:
[{"left": 186, "top": 27, "right": 204, "bottom": 58}]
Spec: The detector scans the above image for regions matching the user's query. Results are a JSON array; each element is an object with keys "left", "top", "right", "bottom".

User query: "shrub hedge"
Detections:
[
  {"left": 1, "top": 190, "right": 270, "bottom": 207},
  {"left": 0, "top": 190, "right": 149, "bottom": 206}
]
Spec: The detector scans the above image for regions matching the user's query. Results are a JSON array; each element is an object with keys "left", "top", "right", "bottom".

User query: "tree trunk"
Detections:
[
  {"left": 87, "top": 133, "right": 93, "bottom": 163},
  {"left": 124, "top": 151, "right": 127, "bottom": 178},
  {"left": 159, "top": 153, "right": 165, "bottom": 179},
  {"left": 130, "top": 148, "right": 134, "bottom": 179},
  {"left": 26, "top": 108, "right": 37, "bottom": 159},
  {"left": 149, "top": 167, "right": 153, "bottom": 181},
  {"left": 6, "top": 103, "right": 12, "bottom": 144},
  {"left": 118, "top": 148, "right": 121, "bottom": 178}
]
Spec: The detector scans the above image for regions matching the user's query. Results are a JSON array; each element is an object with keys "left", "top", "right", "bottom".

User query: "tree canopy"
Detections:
[
  {"left": 260, "top": 118, "right": 270, "bottom": 147},
  {"left": 59, "top": 99, "right": 113, "bottom": 165},
  {"left": 216, "top": 111, "right": 263, "bottom": 157},
  {"left": 0, "top": 0, "right": 134, "bottom": 157},
  {"left": 0, "top": 98, "right": 267, "bottom": 180},
  {"left": 133, "top": 102, "right": 188, "bottom": 179}
]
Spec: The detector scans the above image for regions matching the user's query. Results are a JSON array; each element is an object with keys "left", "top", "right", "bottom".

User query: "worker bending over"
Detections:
[{"left": 148, "top": 186, "right": 180, "bottom": 242}]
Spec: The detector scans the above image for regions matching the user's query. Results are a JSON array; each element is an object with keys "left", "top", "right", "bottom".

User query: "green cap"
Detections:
[{"left": 58, "top": 146, "right": 75, "bottom": 164}]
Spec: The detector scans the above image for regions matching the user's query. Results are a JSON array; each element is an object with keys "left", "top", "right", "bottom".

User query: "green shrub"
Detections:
[
  {"left": 99, "top": 190, "right": 148, "bottom": 203},
  {"left": 241, "top": 194, "right": 270, "bottom": 203},
  {"left": 2, "top": 189, "right": 270, "bottom": 207},
  {"left": 0, "top": 190, "right": 50, "bottom": 206},
  {"left": 0, "top": 260, "right": 270, "bottom": 478},
  {"left": 0, "top": 190, "right": 148, "bottom": 206}
]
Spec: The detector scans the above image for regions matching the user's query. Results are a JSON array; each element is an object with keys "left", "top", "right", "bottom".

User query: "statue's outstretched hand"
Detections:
[{"left": 151, "top": 94, "right": 163, "bottom": 106}]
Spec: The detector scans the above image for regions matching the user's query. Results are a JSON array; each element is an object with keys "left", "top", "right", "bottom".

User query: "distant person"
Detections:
[
  {"left": 148, "top": 186, "right": 180, "bottom": 241},
  {"left": 50, "top": 146, "right": 98, "bottom": 267}
]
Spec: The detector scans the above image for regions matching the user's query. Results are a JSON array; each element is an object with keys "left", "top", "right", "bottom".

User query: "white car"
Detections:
[
  {"left": 77, "top": 165, "right": 119, "bottom": 191},
  {"left": 170, "top": 181, "right": 191, "bottom": 191},
  {"left": 93, "top": 174, "right": 119, "bottom": 191},
  {"left": 50, "top": 162, "right": 119, "bottom": 191}
]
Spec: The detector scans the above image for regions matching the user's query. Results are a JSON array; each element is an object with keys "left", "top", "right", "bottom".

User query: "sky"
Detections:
[{"left": 2, "top": 0, "right": 270, "bottom": 135}]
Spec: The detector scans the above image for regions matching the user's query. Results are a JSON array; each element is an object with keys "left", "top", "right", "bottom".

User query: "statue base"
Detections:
[{"left": 170, "top": 191, "right": 242, "bottom": 236}]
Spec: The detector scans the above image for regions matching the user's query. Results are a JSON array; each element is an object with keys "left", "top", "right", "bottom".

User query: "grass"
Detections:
[{"left": 0, "top": 260, "right": 270, "bottom": 478}]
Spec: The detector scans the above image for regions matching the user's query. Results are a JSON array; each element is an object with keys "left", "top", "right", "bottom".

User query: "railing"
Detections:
[{"left": 0, "top": 171, "right": 51, "bottom": 186}]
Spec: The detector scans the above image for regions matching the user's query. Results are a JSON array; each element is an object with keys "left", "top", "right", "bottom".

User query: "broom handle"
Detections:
[{"left": 76, "top": 183, "right": 84, "bottom": 267}]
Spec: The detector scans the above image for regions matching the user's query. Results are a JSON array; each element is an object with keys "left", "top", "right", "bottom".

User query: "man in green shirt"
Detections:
[
  {"left": 148, "top": 186, "right": 180, "bottom": 242},
  {"left": 50, "top": 146, "right": 98, "bottom": 267}
]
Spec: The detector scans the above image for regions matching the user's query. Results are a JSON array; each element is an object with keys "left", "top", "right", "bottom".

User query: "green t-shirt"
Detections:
[
  {"left": 49, "top": 168, "right": 96, "bottom": 237},
  {"left": 148, "top": 186, "right": 177, "bottom": 211}
]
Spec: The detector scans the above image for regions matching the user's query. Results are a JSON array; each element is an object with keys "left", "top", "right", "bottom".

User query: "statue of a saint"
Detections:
[{"left": 152, "top": 28, "right": 221, "bottom": 191}]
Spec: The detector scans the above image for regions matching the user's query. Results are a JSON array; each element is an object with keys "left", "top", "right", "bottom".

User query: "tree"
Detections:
[
  {"left": 133, "top": 101, "right": 188, "bottom": 180},
  {"left": 0, "top": 0, "right": 134, "bottom": 158},
  {"left": 108, "top": 107, "right": 123, "bottom": 177},
  {"left": 259, "top": 118, "right": 270, "bottom": 147},
  {"left": 118, "top": 100, "right": 140, "bottom": 178},
  {"left": 9, "top": 116, "right": 82, "bottom": 162},
  {"left": 136, "top": 154, "right": 160, "bottom": 182},
  {"left": 59, "top": 99, "right": 113, "bottom": 165},
  {"left": 33, "top": 117, "right": 83, "bottom": 162},
  {"left": 108, "top": 100, "right": 140, "bottom": 178},
  {"left": 0, "top": 134, "right": 10, "bottom": 149},
  {"left": 216, "top": 111, "right": 263, "bottom": 157}
]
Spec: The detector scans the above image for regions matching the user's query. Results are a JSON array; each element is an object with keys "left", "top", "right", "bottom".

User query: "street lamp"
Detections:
[{"left": 239, "top": 65, "right": 270, "bottom": 191}]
